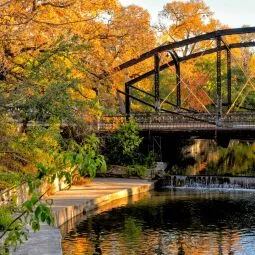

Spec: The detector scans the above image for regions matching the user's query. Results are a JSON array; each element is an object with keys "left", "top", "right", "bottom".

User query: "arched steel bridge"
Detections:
[{"left": 99, "top": 27, "right": 255, "bottom": 137}]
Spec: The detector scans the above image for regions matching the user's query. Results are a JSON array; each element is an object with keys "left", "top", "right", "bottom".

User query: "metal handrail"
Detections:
[{"left": 97, "top": 112, "right": 255, "bottom": 131}]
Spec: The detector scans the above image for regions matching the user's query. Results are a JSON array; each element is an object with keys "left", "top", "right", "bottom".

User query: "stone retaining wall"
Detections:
[
  {"left": 0, "top": 177, "right": 67, "bottom": 206},
  {"left": 54, "top": 182, "right": 154, "bottom": 227}
]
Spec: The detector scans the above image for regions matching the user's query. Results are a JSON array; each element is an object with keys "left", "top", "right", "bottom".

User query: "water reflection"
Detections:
[
  {"left": 62, "top": 190, "right": 255, "bottom": 255},
  {"left": 171, "top": 140, "right": 255, "bottom": 176}
]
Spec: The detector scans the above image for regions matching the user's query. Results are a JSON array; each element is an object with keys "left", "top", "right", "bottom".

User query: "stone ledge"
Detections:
[{"left": 53, "top": 181, "right": 154, "bottom": 227}]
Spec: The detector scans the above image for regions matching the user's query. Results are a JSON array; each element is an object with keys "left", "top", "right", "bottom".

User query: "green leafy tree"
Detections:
[
  {"left": 106, "top": 119, "right": 143, "bottom": 165},
  {"left": 0, "top": 132, "right": 106, "bottom": 253},
  {"left": 57, "top": 134, "right": 107, "bottom": 187}
]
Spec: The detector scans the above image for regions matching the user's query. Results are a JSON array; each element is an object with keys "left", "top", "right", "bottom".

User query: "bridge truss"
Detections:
[{"left": 109, "top": 27, "right": 255, "bottom": 132}]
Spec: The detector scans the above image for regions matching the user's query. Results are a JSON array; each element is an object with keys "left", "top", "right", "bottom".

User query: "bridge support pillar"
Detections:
[
  {"left": 154, "top": 53, "right": 160, "bottom": 112},
  {"left": 216, "top": 37, "right": 222, "bottom": 127},
  {"left": 125, "top": 83, "right": 130, "bottom": 119},
  {"left": 227, "top": 49, "right": 232, "bottom": 106}
]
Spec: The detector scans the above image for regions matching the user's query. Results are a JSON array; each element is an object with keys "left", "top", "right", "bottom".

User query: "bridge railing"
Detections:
[
  {"left": 96, "top": 112, "right": 214, "bottom": 131},
  {"left": 96, "top": 112, "right": 255, "bottom": 132},
  {"left": 131, "top": 112, "right": 215, "bottom": 131},
  {"left": 222, "top": 112, "right": 255, "bottom": 129}
]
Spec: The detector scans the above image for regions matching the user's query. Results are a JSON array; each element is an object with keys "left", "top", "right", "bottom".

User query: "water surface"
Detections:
[{"left": 62, "top": 189, "right": 255, "bottom": 255}]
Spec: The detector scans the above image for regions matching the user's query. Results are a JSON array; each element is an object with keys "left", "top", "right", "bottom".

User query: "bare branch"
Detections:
[
  {"left": 31, "top": 14, "right": 99, "bottom": 26},
  {"left": 40, "top": 1, "right": 72, "bottom": 9}
]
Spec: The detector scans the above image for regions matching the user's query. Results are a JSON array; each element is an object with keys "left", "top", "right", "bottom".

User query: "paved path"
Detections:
[{"left": 12, "top": 178, "right": 154, "bottom": 255}]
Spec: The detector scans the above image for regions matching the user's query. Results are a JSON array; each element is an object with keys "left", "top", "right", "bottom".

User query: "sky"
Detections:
[{"left": 119, "top": 0, "right": 255, "bottom": 28}]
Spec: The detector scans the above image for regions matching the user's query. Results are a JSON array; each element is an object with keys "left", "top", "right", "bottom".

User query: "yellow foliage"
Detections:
[{"left": 159, "top": 0, "right": 222, "bottom": 56}]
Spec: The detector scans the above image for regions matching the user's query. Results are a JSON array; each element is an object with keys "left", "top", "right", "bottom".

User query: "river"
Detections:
[{"left": 62, "top": 189, "right": 255, "bottom": 255}]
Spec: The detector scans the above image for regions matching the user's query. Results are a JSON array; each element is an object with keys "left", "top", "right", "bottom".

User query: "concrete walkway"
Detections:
[{"left": 12, "top": 178, "right": 154, "bottom": 255}]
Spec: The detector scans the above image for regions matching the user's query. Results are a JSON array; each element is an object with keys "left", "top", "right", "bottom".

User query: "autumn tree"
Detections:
[
  {"left": 154, "top": 0, "right": 223, "bottom": 111},
  {"left": 0, "top": 0, "right": 156, "bottom": 117},
  {"left": 0, "top": 0, "right": 156, "bottom": 173},
  {"left": 158, "top": 0, "right": 221, "bottom": 55}
]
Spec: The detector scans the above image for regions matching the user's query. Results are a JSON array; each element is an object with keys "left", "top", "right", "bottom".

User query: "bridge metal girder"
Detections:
[
  {"left": 120, "top": 89, "right": 156, "bottom": 111},
  {"left": 118, "top": 89, "right": 216, "bottom": 125},
  {"left": 114, "top": 27, "right": 255, "bottom": 72},
  {"left": 127, "top": 83, "right": 198, "bottom": 113},
  {"left": 126, "top": 41, "right": 255, "bottom": 87},
  {"left": 126, "top": 49, "right": 182, "bottom": 113},
  {"left": 125, "top": 82, "right": 131, "bottom": 118},
  {"left": 216, "top": 37, "right": 222, "bottom": 127},
  {"left": 221, "top": 37, "right": 232, "bottom": 107},
  {"left": 168, "top": 50, "right": 181, "bottom": 109},
  {"left": 154, "top": 53, "right": 160, "bottom": 112},
  {"left": 117, "top": 27, "right": 255, "bottom": 125},
  {"left": 127, "top": 84, "right": 174, "bottom": 108},
  {"left": 227, "top": 49, "right": 232, "bottom": 106}
]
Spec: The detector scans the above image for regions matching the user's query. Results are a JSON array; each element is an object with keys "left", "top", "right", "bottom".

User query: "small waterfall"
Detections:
[{"left": 155, "top": 175, "right": 255, "bottom": 190}]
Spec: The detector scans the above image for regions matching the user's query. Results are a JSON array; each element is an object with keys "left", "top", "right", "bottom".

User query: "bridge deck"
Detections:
[{"left": 96, "top": 112, "right": 255, "bottom": 133}]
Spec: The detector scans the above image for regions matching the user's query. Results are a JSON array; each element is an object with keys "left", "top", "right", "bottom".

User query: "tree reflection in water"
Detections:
[
  {"left": 63, "top": 190, "right": 255, "bottom": 255},
  {"left": 170, "top": 140, "right": 255, "bottom": 177}
]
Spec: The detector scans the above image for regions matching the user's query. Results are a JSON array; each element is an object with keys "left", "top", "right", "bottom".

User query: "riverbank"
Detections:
[{"left": 12, "top": 178, "right": 154, "bottom": 255}]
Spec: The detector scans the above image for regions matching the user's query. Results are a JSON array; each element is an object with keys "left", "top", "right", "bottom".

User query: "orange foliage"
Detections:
[
  {"left": 0, "top": 0, "right": 156, "bottom": 119},
  {"left": 182, "top": 71, "right": 212, "bottom": 111}
]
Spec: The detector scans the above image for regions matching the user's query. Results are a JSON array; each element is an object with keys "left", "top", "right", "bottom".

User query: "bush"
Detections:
[
  {"left": 36, "top": 134, "right": 107, "bottom": 187},
  {"left": 0, "top": 172, "right": 26, "bottom": 191},
  {"left": 127, "top": 165, "right": 147, "bottom": 177},
  {"left": 0, "top": 206, "right": 14, "bottom": 231},
  {"left": 105, "top": 119, "right": 143, "bottom": 166},
  {"left": 144, "top": 151, "right": 156, "bottom": 168}
]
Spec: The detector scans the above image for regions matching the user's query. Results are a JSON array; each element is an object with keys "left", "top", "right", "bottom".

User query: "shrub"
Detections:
[
  {"left": 0, "top": 206, "right": 14, "bottom": 231},
  {"left": 0, "top": 172, "right": 26, "bottom": 191},
  {"left": 144, "top": 151, "right": 156, "bottom": 168},
  {"left": 105, "top": 119, "right": 143, "bottom": 166},
  {"left": 36, "top": 134, "right": 107, "bottom": 187},
  {"left": 127, "top": 165, "right": 147, "bottom": 177}
]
